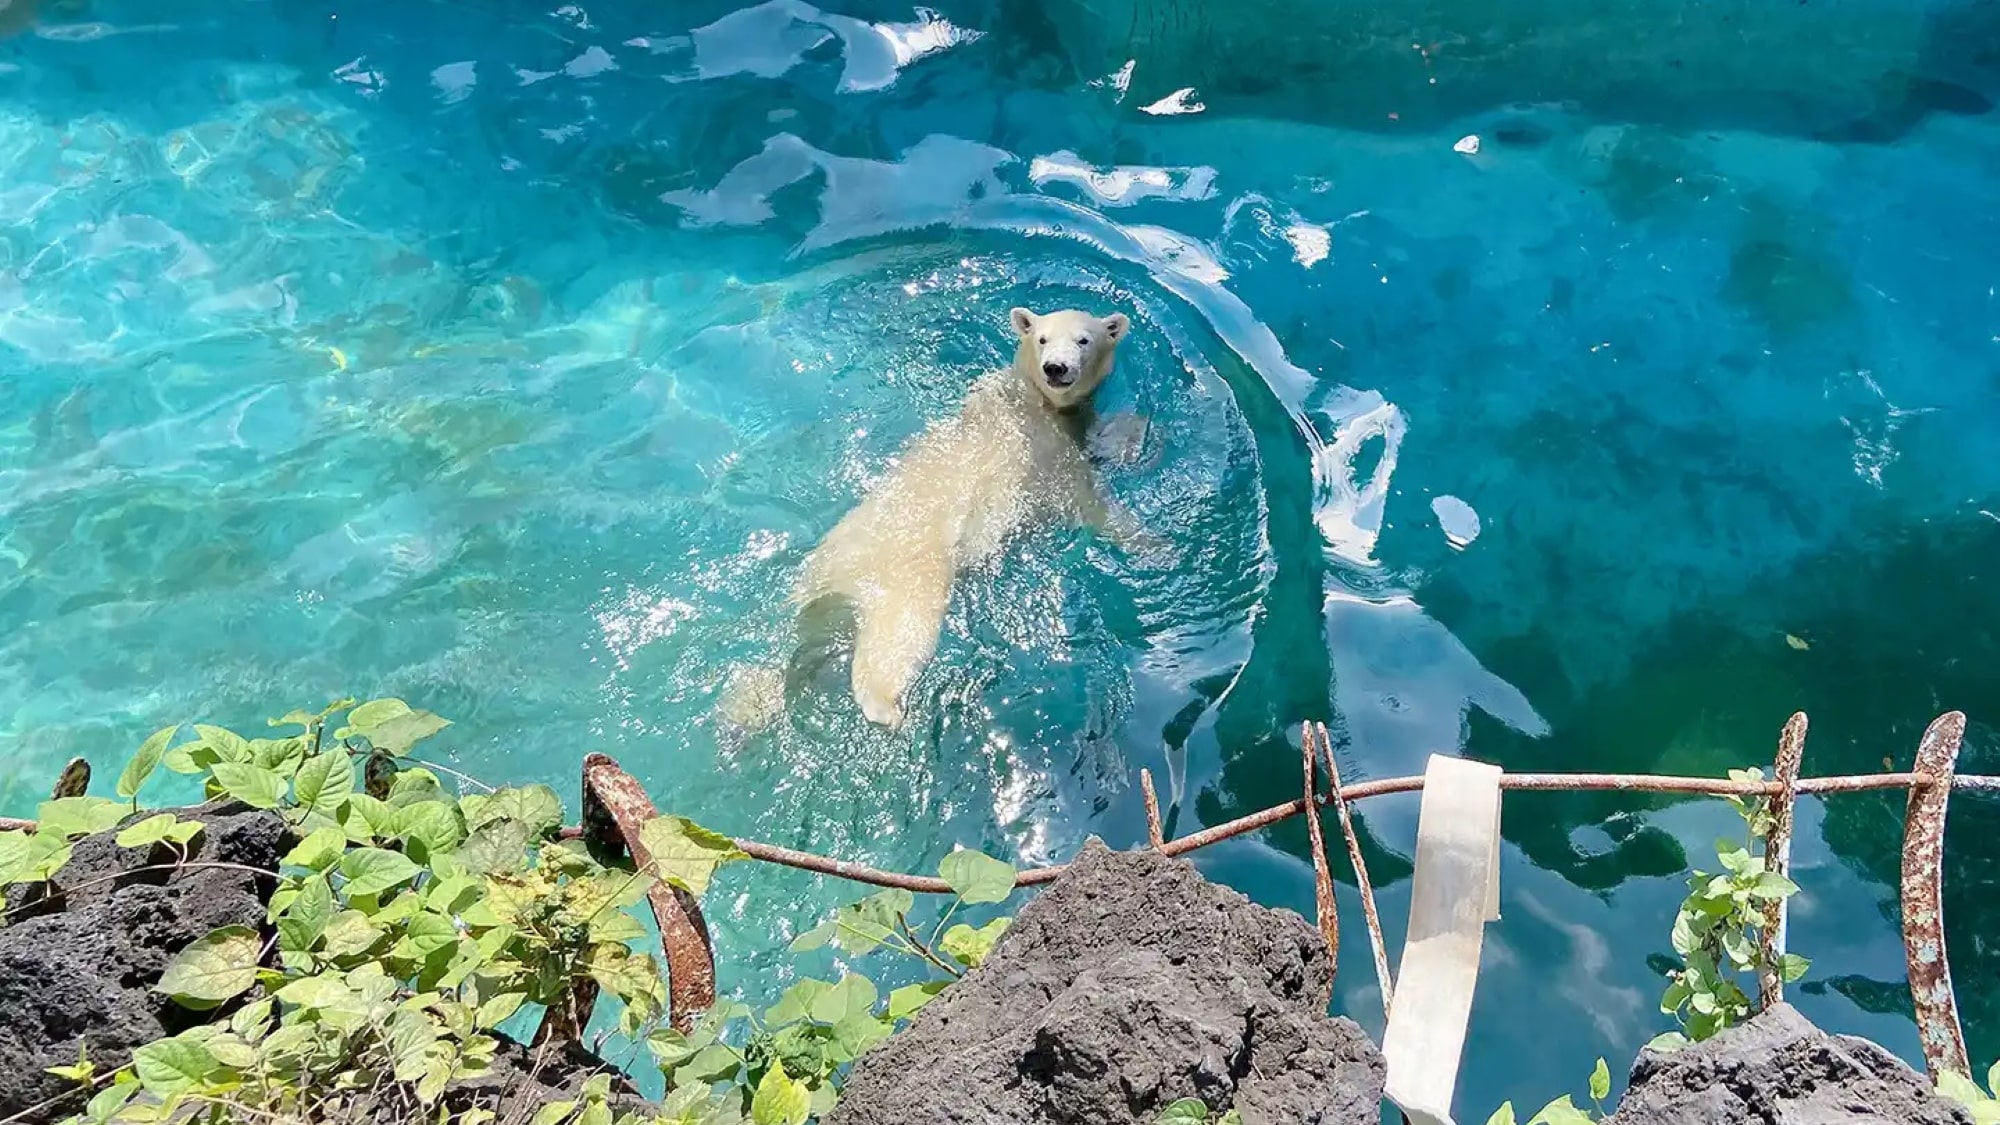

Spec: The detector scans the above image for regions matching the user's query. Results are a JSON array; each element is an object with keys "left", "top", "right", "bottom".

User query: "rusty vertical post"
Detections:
[
  {"left": 1901, "top": 711, "right": 1969, "bottom": 1080},
  {"left": 1316, "top": 722, "right": 1394, "bottom": 1020},
  {"left": 1300, "top": 725, "right": 1339, "bottom": 992},
  {"left": 1756, "top": 712, "right": 1807, "bottom": 1010},
  {"left": 581, "top": 752, "right": 718, "bottom": 1034},
  {"left": 1140, "top": 769, "right": 1166, "bottom": 850}
]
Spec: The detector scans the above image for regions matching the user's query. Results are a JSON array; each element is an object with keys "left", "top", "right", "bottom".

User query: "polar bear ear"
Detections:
[
  {"left": 1102, "top": 313, "right": 1130, "bottom": 341},
  {"left": 1010, "top": 307, "right": 1037, "bottom": 337}
]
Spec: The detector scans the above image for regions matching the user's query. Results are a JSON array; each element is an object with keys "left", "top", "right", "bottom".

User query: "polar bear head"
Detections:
[{"left": 1009, "top": 307, "right": 1131, "bottom": 411}]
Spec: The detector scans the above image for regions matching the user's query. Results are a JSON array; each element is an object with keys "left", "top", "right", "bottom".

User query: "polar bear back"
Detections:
[{"left": 794, "top": 370, "right": 1095, "bottom": 609}]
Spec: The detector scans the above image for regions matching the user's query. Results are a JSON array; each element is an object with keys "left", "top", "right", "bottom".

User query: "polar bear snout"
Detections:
[{"left": 1041, "top": 359, "right": 1075, "bottom": 387}]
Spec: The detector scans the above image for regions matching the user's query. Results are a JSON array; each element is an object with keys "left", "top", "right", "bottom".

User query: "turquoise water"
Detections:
[{"left": 4, "top": 0, "right": 2000, "bottom": 1114}]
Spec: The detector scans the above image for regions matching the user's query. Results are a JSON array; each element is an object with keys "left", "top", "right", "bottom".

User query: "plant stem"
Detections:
[
  {"left": 894, "top": 916, "right": 961, "bottom": 979},
  {"left": 928, "top": 898, "right": 961, "bottom": 949}
]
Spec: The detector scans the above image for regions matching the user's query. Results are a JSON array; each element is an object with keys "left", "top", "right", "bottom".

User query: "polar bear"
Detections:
[{"left": 736, "top": 306, "right": 1148, "bottom": 733}]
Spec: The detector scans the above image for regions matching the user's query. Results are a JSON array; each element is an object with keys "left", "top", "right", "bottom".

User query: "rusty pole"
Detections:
[
  {"left": 1140, "top": 768, "right": 1166, "bottom": 850},
  {"left": 1900, "top": 711, "right": 1969, "bottom": 1080},
  {"left": 1315, "top": 722, "right": 1395, "bottom": 1021},
  {"left": 1756, "top": 712, "right": 1807, "bottom": 1010},
  {"left": 1300, "top": 725, "right": 1340, "bottom": 993},
  {"left": 580, "top": 752, "right": 718, "bottom": 1035}
]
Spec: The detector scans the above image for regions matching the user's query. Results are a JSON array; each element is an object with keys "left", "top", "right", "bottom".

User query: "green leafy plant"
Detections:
[
  {"left": 1484, "top": 1057, "right": 1612, "bottom": 1125},
  {"left": 10, "top": 699, "right": 761, "bottom": 1125},
  {"left": 644, "top": 847, "right": 1022, "bottom": 1123},
  {"left": 1651, "top": 767, "right": 1807, "bottom": 1051},
  {"left": 14, "top": 699, "right": 1020, "bottom": 1125},
  {"left": 1937, "top": 1062, "right": 2000, "bottom": 1125}
]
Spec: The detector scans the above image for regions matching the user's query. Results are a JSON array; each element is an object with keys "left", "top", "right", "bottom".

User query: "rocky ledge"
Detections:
[
  {"left": 826, "top": 838, "right": 1387, "bottom": 1125},
  {"left": 1606, "top": 1000, "right": 1973, "bottom": 1125}
]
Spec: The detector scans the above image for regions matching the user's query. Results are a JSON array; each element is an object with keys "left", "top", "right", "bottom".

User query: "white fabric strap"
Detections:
[{"left": 1381, "top": 754, "right": 1503, "bottom": 1125}]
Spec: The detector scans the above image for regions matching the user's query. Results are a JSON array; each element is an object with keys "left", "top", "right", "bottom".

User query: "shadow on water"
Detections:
[{"left": 1034, "top": 0, "right": 1998, "bottom": 143}]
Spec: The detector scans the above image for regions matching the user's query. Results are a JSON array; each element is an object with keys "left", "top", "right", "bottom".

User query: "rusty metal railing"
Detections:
[
  {"left": 576, "top": 709, "right": 1994, "bottom": 1080},
  {"left": 9, "top": 711, "right": 1993, "bottom": 1078}
]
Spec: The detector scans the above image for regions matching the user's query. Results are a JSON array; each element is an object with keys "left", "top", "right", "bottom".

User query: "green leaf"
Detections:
[
  {"left": 1646, "top": 1031, "right": 1690, "bottom": 1053},
  {"left": 750, "top": 1065, "right": 811, "bottom": 1125},
  {"left": 340, "top": 846, "right": 422, "bottom": 897},
  {"left": 155, "top": 925, "right": 262, "bottom": 1008},
  {"left": 386, "top": 1009, "right": 440, "bottom": 1082},
  {"left": 808, "top": 973, "right": 877, "bottom": 1025},
  {"left": 283, "top": 826, "right": 348, "bottom": 871},
  {"left": 1779, "top": 952, "right": 1811, "bottom": 983},
  {"left": 270, "top": 709, "right": 319, "bottom": 732},
  {"left": 1484, "top": 1105, "right": 1517, "bottom": 1125},
  {"left": 395, "top": 801, "right": 466, "bottom": 858},
  {"left": 1939, "top": 1070, "right": 1988, "bottom": 1113},
  {"left": 294, "top": 751, "right": 355, "bottom": 816},
  {"left": 340, "top": 792, "right": 397, "bottom": 842},
  {"left": 362, "top": 709, "right": 452, "bottom": 755},
  {"left": 204, "top": 1032, "right": 259, "bottom": 1070},
  {"left": 467, "top": 785, "right": 565, "bottom": 837},
  {"left": 828, "top": 1012, "right": 893, "bottom": 1061},
  {"left": 1216, "top": 1113, "right": 1242, "bottom": 1125},
  {"left": 790, "top": 920, "right": 836, "bottom": 953},
  {"left": 117, "top": 726, "right": 180, "bottom": 801},
  {"left": 532, "top": 1102, "right": 579, "bottom": 1125},
  {"left": 676, "top": 1043, "right": 742, "bottom": 1085},
  {"left": 132, "top": 1036, "right": 219, "bottom": 1096},
  {"left": 322, "top": 909, "right": 386, "bottom": 959},
  {"left": 114, "top": 814, "right": 184, "bottom": 850},
  {"left": 1525, "top": 1095, "right": 1595, "bottom": 1125},
  {"left": 590, "top": 910, "right": 649, "bottom": 945},
  {"left": 767, "top": 979, "right": 833, "bottom": 1027},
  {"left": 1158, "top": 1099, "right": 1211, "bottom": 1124},
  {"left": 45, "top": 1042, "right": 94, "bottom": 1083},
  {"left": 457, "top": 818, "right": 534, "bottom": 876},
  {"left": 10, "top": 831, "right": 73, "bottom": 883},
  {"left": 250, "top": 737, "right": 308, "bottom": 778},
  {"left": 1589, "top": 1057, "right": 1611, "bottom": 1102},
  {"left": 886, "top": 980, "right": 947, "bottom": 1021},
  {"left": 941, "top": 918, "right": 1011, "bottom": 969},
  {"left": 400, "top": 910, "right": 461, "bottom": 958},
  {"left": 476, "top": 990, "right": 527, "bottom": 1030},
  {"left": 84, "top": 1076, "right": 139, "bottom": 1124},
  {"left": 347, "top": 698, "right": 414, "bottom": 732},
  {"left": 638, "top": 815, "right": 747, "bottom": 896},
  {"left": 279, "top": 874, "right": 334, "bottom": 953},
  {"left": 833, "top": 888, "right": 914, "bottom": 954},
  {"left": 1988, "top": 1061, "right": 2000, "bottom": 1099},
  {"left": 207, "top": 761, "right": 287, "bottom": 810},
  {"left": 276, "top": 973, "right": 355, "bottom": 1011},
  {"left": 0, "top": 831, "right": 29, "bottom": 883},
  {"left": 166, "top": 820, "right": 204, "bottom": 846},
  {"left": 1750, "top": 871, "right": 1800, "bottom": 900},
  {"left": 938, "top": 848, "right": 1016, "bottom": 905},
  {"left": 35, "top": 797, "right": 128, "bottom": 840},
  {"left": 193, "top": 724, "right": 250, "bottom": 763}
]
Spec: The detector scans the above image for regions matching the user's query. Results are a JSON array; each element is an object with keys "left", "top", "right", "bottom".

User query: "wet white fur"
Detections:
[{"left": 793, "top": 307, "right": 1138, "bottom": 729}]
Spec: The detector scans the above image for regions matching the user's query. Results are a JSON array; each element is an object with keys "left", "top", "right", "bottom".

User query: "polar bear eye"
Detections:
[
  {"left": 1076, "top": 336, "right": 1089, "bottom": 346},
  {"left": 1037, "top": 336, "right": 1047, "bottom": 345}
]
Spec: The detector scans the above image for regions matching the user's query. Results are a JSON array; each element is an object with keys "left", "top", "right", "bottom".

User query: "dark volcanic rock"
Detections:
[
  {"left": 0, "top": 802, "right": 288, "bottom": 1121},
  {"left": 826, "top": 838, "right": 1385, "bottom": 1125},
  {"left": 1604, "top": 1002, "right": 1972, "bottom": 1125}
]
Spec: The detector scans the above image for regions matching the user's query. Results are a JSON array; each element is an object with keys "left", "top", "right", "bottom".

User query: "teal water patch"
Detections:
[{"left": 3, "top": 0, "right": 1999, "bottom": 1117}]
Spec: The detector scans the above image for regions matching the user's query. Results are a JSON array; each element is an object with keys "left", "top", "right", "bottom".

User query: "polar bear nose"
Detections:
[{"left": 1042, "top": 360, "right": 1072, "bottom": 383}]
